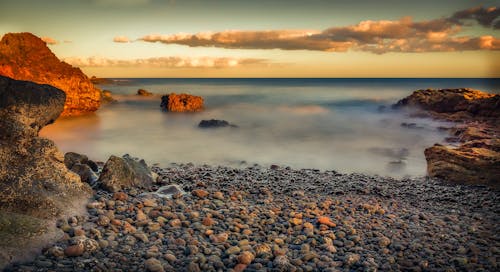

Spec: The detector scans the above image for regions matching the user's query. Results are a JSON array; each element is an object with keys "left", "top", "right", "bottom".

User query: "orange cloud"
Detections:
[
  {"left": 135, "top": 6, "right": 499, "bottom": 54},
  {"left": 41, "top": 36, "right": 58, "bottom": 45},
  {"left": 63, "top": 56, "right": 269, "bottom": 68},
  {"left": 113, "top": 36, "right": 130, "bottom": 43}
]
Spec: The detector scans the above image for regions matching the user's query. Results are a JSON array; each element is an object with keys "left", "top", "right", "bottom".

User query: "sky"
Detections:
[{"left": 0, "top": 0, "right": 499, "bottom": 78}]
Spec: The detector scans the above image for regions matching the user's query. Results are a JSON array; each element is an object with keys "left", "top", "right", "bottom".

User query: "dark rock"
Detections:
[
  {"left": 0, "top": 32, "right": 101, "bottom": 116},
  {"left": 0, "top": 75, "right": 65, "bottom": 135},
  {"left": 71, "top": 163, "right": 99, "bottom": 186},
  {"left": 64, "top": 152, "right": 98, "bottom": 172},
  {"left": 400, "top": 122, "right": 424, "bottom": 129},
  {"left": 137, "top": 89, "right": 153, "bottom": 96},
  {"left": 198, "top": 119, "right": 238, "bottom": 128},
  {"left": 160, "top": 93, "right": 204, "bottom": 112},
  {"left": 98, "top": 154, "right": 155, "bottom": 192}
]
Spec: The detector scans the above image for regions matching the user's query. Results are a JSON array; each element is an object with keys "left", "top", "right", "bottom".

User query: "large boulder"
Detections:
[
  {"left": 0, "top": 76, "right": 92, "bottom": 217},
  {"left": 0, "top": 32, "right": 101, "bottom": 116},
  {"left": 160, "top": 93, "right": 204, "bottom": 112},
  {"left": 98, "top": 154, "right": 155, "bottom": 192},
  {"left": 425, "top": 141, "right": 500, "bottom": 188},
  {"left": 0, "top": 76, "right": 92, "bottom": 268}
]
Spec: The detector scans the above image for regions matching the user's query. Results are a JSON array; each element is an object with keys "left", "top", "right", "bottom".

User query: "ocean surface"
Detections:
[{"left": 40, "top": 78, "right": 500, "bottom": 178}]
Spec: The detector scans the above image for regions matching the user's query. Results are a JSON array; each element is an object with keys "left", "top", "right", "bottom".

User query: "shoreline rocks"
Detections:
[
  {"left": 0, "top": 32, "right": 101, "bottom": 116},
  {"left": 394, "top": 88, "right": 499, "bottom": 187},
  {"left": 98, "top": 154, "right": 156, "bottom": 192},
  {"left": 160, "top": 93, "right": 204, "bottom": 112},
  {"left": 0, "top": 76, "right": 92, "bottom": 268}
]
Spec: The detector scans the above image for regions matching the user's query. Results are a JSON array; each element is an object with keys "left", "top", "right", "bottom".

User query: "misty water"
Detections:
[{"left": 40, "top": 78, "right": 499, "bottom": 178}]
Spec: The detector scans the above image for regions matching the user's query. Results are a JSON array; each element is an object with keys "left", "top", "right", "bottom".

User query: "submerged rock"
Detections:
[
  {"left": 98, "top": 154, "right": 155, "bottom": 192},
  {"left": 101, "top": 90, "right": 117, "bottom": 104},
  {"left": 198, "top": 119, "right": 238, "bottom": 128},
  {"left": 137, "top": 89, "right": 153, "bottom": 96},
  {"left": 0, "top": 32, "right": 101, "bottom": 116},
  {"left": 160, "top": 93, "right": 204, "bottom": 112}
]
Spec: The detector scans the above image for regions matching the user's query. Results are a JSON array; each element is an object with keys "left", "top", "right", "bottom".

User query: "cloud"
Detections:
[
  {"left": 136, "top": 6, "right": 499, "bottom": 54},
  {"left": 140, "top": 30, "right": 353, "bottom": 52},
  {"left": 448, "top": 6, "right": 500, "bottom": 29},
  {"left": 113, "top": 36, "right": 130, "bottom": 43},
  {"left": 41, "top": 36, "right": 58, "bottom": 45},
  {"left": 63, "top": 56, "right": 269, "bottom": 68}
]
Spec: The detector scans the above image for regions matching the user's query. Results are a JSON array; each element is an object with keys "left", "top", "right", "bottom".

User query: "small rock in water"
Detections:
[{"left": 198, "top": 119, "right": 238, "bottom": 129}]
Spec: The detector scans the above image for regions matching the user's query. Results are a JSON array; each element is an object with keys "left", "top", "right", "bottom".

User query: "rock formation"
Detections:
[
  {"left": 0, "top": 75, "right": 92, "bottom": 217},
  {"left": 160, "top": 93, "right": 204, "bottom": 112},
  {"left": 0, "top": 32, "right": 101, "bottom": 116},
  {"left": 393, "top": 88, "right": 499, "bottom": 121},
  {"left": 395, "top": 88, "right": 499, "bottom": 187},
  {"left": 198, "top": 119, "right": 238, "bottom": 128},
  {"left": 98, "top": 154, "right": 156, "bottom": 192},
  {"left": 0, "top": 76, "right": 92, "bottom": 267}
]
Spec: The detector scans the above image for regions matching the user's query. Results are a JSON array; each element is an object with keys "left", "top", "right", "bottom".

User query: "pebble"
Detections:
[
  {"left": 145, "top": 258, "right": 163, "bottom": 272},
  {"left": 64, "top": 245, "right": 84, "bottom": 257},
  {"left": 10, "top": 164, "right": 499, "bottom": 272}
]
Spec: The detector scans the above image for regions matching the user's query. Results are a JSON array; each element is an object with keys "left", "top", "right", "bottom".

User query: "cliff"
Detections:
[{"left": 0, "top": 32, "right": 101, "bottom": 116}]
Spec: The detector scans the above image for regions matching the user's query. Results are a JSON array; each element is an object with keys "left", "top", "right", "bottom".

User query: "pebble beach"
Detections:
[{"left": 6, "top": 164, "right": 499, "bottom": 272}]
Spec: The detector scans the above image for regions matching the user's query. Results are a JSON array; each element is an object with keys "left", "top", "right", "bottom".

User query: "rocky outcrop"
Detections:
[
  {"left": 0, "top": 76, "right": 92, "bottom": 268},
  {"left": 395, "top": 88, "right": 499, "bottom": 187},
  {"left": 137, "top": 88, "right": 153, "bottom": 96},
  {"left": 160, "top": 93, "right": 204, "bottom": 112},
  {"left": 198, "top": 119, "right": 238, "bottom": 128},
  {"left": 425, "top": 141, "right": 500, "bottom": 187},
  {"left": 393, "top": 88, "right": 499, "bottom": 121},
  {"left": 98, "top": 154, "right": 156, "bottom": 192},
  {"left": 0, "top": 32, "right": 101, "bottom": 116},
  {"left": 0, "top": 75, "right": 92, "bottom": 217}
]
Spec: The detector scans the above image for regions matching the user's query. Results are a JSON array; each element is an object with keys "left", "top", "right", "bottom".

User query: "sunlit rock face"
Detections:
[
  {"left": 0, "top": 32, "right": 101, "bottom": 116},
  {"left": 393, "top": 88, "right": 499, "bottom": 121},
  {"left": 0, "top": 76, "right": 92, "bottom": 219},
  {"left": 160, "top": 93, "right": 204, "bottom": 112}
]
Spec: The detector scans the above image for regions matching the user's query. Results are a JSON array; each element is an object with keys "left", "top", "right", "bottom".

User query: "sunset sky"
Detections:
[{"left": 1, "top": 0, "right": 499, "bottom": 78}]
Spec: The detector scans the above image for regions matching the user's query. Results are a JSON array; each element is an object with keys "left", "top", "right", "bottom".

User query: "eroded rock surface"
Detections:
[
  {"left": 98, "top": 154, "right": 155, "bottom": 192},
  {"left": 160, "top": 93, "right": 204, "bottom": 112},
  {"left": 0, "top": 32, "right": 101, "bottom": 116}
]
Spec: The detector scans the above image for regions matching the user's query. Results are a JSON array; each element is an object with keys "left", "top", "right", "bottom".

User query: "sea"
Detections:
[{"left": 40, "top": 78, "right": 500, "bottom": 178}]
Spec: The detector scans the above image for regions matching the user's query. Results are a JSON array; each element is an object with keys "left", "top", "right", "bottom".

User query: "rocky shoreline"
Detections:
[{"left": 2, "top": 163, "right": 498, "bottom": 272}]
